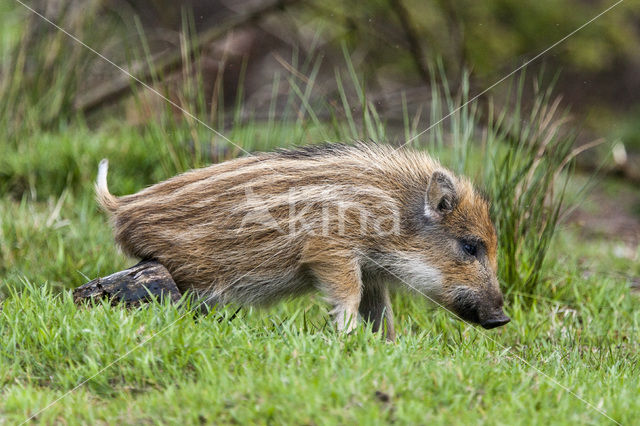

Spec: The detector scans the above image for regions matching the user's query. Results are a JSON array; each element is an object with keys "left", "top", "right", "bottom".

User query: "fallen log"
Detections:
[{"left": 73, "top": 261, "right": 182, "bottom": 307}]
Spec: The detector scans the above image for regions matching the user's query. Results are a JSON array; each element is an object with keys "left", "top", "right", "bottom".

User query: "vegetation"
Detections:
[
  {"left": 1, "top": 177, "right": 639, "bottom": 423},
  {"left": 0, "top": 263, "right": 638, "bottom": 424},
  {"left": 1, "top": 1, "right": 638, "bottom": 424}
]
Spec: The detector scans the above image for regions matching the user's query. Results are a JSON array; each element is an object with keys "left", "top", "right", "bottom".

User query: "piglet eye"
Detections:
[{"left": 462, "top": 241, "right": 478, "bottom": 257}]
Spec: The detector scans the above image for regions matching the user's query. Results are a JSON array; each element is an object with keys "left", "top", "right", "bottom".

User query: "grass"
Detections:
[
  {"left": 1, "top": 116, "right": 639, "bottom": 424},
  {"left": 0, "top": 233, "right": 638, "bottom": 423},
  {"left": 1, "top": 4, "right": 639, "bottom": 423}
]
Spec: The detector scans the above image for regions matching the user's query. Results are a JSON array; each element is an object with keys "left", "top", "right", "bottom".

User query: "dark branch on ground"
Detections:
[{"left": 73, "top": 260, "right": 182, "bottom": 306}]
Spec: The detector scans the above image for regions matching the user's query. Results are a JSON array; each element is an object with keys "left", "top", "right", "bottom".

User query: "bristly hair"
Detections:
[
  {"left": 271, "top": 139, "right": 393, "bottom": 160},
  {"left": 272, "top": 141, "right": 358, "bottom": 159},
  {"left": 475, "top": 185, "right": 492, "bottom": 205}
]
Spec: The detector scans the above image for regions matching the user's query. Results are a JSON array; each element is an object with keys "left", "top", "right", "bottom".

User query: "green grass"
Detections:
[
  {"left": 1, "top": 121, "right": 639, "bottom": 424},
  {"left": 1, "top": 238, "right": 639, "bottom": 424},
  {"left": 1, "top": 5, "right": 639, "bottom": 422}
]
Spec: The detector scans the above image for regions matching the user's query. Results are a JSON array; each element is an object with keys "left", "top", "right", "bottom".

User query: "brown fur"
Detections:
[{"left": 96, "top": 143, "right": 509, "bottom": 339}]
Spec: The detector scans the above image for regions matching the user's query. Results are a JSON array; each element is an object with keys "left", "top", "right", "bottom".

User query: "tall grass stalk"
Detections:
[
  {"left": 420, "top": 70, "right": 577, "bottom": 295},
  {"left": 482, "top": 78, "right": 576, "bottom": 295},
  {"left": 0, "top": 1, "right": 105, "bottom": 140}
]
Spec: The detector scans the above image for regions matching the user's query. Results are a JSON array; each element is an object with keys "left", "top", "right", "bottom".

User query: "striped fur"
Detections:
[{"left": 97, "top": 143, "right": 508, "bottom": 339}]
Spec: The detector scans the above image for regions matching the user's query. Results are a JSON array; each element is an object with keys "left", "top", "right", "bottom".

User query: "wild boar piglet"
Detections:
[{"left": 97, "top": 143, "right": 510, "bottom": 340}]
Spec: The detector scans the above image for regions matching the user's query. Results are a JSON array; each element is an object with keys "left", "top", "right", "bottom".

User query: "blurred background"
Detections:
[
  {"left": 5, "top": 0, "right": 640, "bottom": 158},
  {"left": 0, "top": 0, "right": 638, "bottom": 291}
]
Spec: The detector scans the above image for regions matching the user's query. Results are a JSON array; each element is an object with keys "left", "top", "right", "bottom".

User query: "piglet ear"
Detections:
[{"left": 425, "top": 170, "right": 458, "bottom": 220}]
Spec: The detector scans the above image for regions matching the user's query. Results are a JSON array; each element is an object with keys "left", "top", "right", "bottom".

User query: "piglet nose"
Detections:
[{"left": 480, "top": 312, "right": 510, "bottom": 329}]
